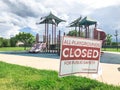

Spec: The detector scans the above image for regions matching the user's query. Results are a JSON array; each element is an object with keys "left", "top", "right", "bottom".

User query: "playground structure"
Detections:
[
  {"left": 29, "top": 13, "right": 106, "bottom": 54},
  {"left": 94, "top": 28, "right": 106, "bottom": 45},
  {"left": 34, "top": 12, "right": 65, "bottom": 53},
  {"left": 29, "top": 42, "right": 46, "bottom": 53},
  {"left": 68, "top": 16, "right": 106, "bottom": 42}
]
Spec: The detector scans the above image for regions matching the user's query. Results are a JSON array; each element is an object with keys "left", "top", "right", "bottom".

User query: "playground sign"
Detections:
[{"left": 59, "top": 36, "right": 102, "bottom": 76}]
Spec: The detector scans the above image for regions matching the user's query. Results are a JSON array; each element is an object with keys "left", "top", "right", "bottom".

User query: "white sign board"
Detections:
[{"left": 59, "top": 36, "right": 102, "bottom": 76}]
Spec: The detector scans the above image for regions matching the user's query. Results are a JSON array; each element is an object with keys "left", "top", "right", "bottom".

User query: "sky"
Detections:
[{"left": 0, "top": 0, "right": 120, "bottom": 41}]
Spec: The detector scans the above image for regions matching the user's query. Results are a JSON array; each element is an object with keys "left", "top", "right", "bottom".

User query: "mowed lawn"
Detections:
[
  {"left": 102, "top": 48, "right": 120, "bottom": 52},
  {"left": 0, "top": 47, "right": 120, "bottom": 52},
  {"left": 0, "top": 47, "right": 30, "bottom": 51},
  {"left": 0, "top": 62, "right": 120, "bottom": 90}
]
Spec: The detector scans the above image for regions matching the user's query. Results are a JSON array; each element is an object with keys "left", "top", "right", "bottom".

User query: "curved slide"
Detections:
[
  {"left": 94, "top": 28, "right": 106, "bottom": 45},
  {"left": 29, "top": 43, "right": 46, "bottom": 53}
]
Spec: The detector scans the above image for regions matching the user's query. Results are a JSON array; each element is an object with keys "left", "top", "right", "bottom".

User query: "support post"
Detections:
[
  {"left": 58, "top": 30, "right": 61, "bottom": 55},
  {"left": 54, "top": 25, "right": 56, "bottom": 44},
  {"left": 47, "top": 23, "right": 49, "bottom": 52},
  {"left": 52, "top": 24, "right": 53, "bottom": 45},
  {"left": 88, "top": 26, "right": 89, "bottom": 38}
]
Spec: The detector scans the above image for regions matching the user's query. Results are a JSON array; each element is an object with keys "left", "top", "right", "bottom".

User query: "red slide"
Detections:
[{"left": 94, "top": 28, "right": 106, "bottom": 45}]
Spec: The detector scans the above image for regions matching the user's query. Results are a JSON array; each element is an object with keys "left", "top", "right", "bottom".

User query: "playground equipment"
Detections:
[
  {"left": 94, "top": 28, "right": 106, "bottom": 44},
  {"left": 68, "top": 16, "right": 106, "bottom": 43},
  {"left": 68, "top": 16, "right": 97, "bottom": 38},
  {"left": 29, "top": 43, "right": 46, "bottom": 53},
  {"left": 30, "top": 13, "right": 106, "bottom": 54},
  {"left": 36, "top": 12, "right": 65, "bottom": 53}
]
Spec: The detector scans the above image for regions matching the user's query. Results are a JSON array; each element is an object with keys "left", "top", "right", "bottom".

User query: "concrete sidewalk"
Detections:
[{"left": 0, "top": 52, "right": 120, "bottom": 86}]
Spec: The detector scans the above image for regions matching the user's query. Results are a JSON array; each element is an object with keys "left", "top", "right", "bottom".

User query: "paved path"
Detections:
[
  {"left": 0, "top": 52, "right": 120, "bottom": 86},
  {"left": 100, "top": 51, "right": 120, "bottom": 64}
]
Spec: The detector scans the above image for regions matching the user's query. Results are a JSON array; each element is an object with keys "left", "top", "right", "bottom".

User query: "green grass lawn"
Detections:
[
  {"left": 0, "top": 47, "right": 120, "bottom": 53},
  {"left": 0, "top": 61, "right": 120, "bottom": 90},
  {"left": 0, "top": 47, "right": 30, "bottom": 51},
  {"left": 102, "top": 48, "right": 120, "bottom": 52}
]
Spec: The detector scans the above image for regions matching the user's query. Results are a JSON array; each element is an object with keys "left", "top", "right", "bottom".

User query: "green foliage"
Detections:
[
  {"left": 106, "top": 34, "right": 112, "bottom": 45},
  {"left": 67, "top": 30, "right": 77, "bottom": 36},
  {"left": 2, "top": 39, "right": 10, "bottom": 47},
  {"left": 0, "top": 37, "right": 4, "bottom": 47},
  {"left": 0, "top": 37, "right": 16, "bottom": 47},
  {"left": 67, "top": 30, "right": 84, "bottom": 37},
  {"left": 0, "top": 37, "right": 10, "bottom": 47},
  {"left": 0, "top": 32, "right": 35, "bottom": 48},
  {"left": 15, "top": 32, "right": 35, "bottom": 50},
  {"left": 10, "top": 37, "right": 17, "bottom": 47},
  {"left": 0, "top": 61, "right": 120, "bottom": 90},
  {"left": 112, "top": 42, "right": 118, "bottom": 46}
]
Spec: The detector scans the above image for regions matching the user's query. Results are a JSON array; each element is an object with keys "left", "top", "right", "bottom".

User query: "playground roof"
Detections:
[
  {"left": 79, "top": 16, "right": 97, "bottom": 26},
  {"left": 68, "top": 16, "right": 97, "bottom": 27},
  {"left": 69, "top": 16, "right": 82, "bottom": 27},
  {"left": 39, "top": 12, "right": 66, "bottom": 25}
]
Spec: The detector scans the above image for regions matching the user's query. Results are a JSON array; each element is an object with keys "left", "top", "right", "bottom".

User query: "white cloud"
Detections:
[
  {"left": 0, "top": 0, "right": 120, "bottom": 39},
  {"left": 80, "top": 0, "right": 120, "bottom": 9},
  {"left": 0, "top": 23, "right": 20, "bottom": 38}
]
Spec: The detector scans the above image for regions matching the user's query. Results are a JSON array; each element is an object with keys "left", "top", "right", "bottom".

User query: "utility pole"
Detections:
[{"left": 114, "top": 30, "right": 118, "bottom": 51}]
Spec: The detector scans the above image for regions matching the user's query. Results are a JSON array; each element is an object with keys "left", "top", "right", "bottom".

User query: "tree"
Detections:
[
  {"left": 0, "top": 37, "right": 3, "bottom": 47},
  {"left": 106, "top": 34, "right": 112, "bottom": 45},
  {"left": 67, "top": 30, "right": 77, "bottom": 36},
  {"left": 15, "top": 32, "right": 35, "bottom": 50},
  {"left": 10, "top": 37, "right": 17, "bottom": 47},
  {"left": 67, "top": 30, "right": 84, "bottom": 37},
  {"left": 0, "top": 37, "right": 10, "bottom": 47},
  {"left": 2, "top": 39, "right": 10, "bottom": 47}
]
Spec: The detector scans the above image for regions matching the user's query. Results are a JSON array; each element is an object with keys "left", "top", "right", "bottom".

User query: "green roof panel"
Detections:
[
  {"left": 39, "top": 12, "right": 66, "bottom": 25},
  {"left": 79, "top": 16, "right": 97, "bottom": 25}
]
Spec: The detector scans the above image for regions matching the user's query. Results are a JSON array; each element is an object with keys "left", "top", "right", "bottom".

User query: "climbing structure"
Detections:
[
  {"left": 68, "top": 16, "right": 97, "bottom": 38},
  {"left": 37, "top": 12, "right": 65, "bottom": 52},
  {"left": 68, "top": 16, "right": 82, "bottom": 37},
  {"left": 68, "top": 16, "right": 106, "bottom": 45}
]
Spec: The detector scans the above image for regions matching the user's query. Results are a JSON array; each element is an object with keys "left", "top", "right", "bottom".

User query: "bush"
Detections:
[
  {"left": 0, "top": 37, "right": 3, "bottom": 47},
  {"left": 2, "top": 39, "right": 10, "bottom": 47},
  {"left": 10, "top": 37, "right": 17, "bottom": 47},
  {"left": 0, "top": 38, "right": 10, "bottom": 47},
  {"left": 112, "top": 42, "right": 118, "bottom": 46}
]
